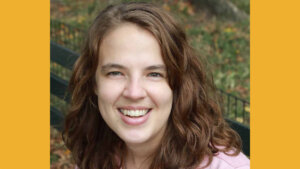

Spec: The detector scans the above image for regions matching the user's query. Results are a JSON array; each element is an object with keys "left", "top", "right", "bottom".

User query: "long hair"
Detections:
[{"left": 62, "top": 2, "right": 242, "bottom": 169}]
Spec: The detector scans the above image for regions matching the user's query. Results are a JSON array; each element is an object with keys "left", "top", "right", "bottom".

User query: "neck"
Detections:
[
  {"left": 125, "top": 145, "right": 153, "bottom": 169},
  {"left": 124, "top": 126, "right": 166, "bottom": 169}
]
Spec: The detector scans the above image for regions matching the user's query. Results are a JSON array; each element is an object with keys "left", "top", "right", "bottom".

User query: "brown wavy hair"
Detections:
[{"left": 63, "top": 2, "right": 242, "bottom": 169}]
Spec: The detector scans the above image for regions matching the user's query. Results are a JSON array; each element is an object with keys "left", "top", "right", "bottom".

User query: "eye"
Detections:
[
  {"left": 107, "top": 71, "right": 123, "bottom": 76},
  {"left": 148, "top": 72, "right": 163, "bottom": 78}
]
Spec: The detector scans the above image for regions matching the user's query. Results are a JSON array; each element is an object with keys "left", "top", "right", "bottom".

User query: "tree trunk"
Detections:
[{"left": 189, "top": 0, "right": 249, "bottom": 21}]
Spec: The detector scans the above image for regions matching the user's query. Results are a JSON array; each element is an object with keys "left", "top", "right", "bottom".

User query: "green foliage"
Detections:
[
  {"left": 215, "top": 24, "right": 249, "bottom": 99},
  {"left": 186, "top": 19, "right": 249, "bottom": 100}
]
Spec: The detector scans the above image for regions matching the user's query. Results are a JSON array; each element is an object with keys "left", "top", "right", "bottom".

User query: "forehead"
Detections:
[{"left": 99, "top": 23, "right": 162, "bottom": 62}]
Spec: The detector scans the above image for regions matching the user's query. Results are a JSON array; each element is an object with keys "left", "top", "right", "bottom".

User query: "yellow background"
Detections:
[
  {"left": 250, "top": 0, "right": 300, "bottom": 168},
  {"left": 0, "top": 0, "right": 50, "bottom": 168},
  {"left": 0, "top": 0, "right": 300, "bottom": 168}
]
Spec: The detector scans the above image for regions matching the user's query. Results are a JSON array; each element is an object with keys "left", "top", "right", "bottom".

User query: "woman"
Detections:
[{"left": 63, "top": 2, "right": 250, "bottom": 169}]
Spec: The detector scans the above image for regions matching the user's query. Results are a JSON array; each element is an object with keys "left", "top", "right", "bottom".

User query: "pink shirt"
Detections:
[
  {"left": 199, "top": 152, "right": 250, "bottom": 169},
  {"left": 75, "top": 152, "right": 249, "bottom": 169}
]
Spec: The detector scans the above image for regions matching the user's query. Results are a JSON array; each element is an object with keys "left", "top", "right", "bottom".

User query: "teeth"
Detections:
[{"left": 120, "top": 109, "right": 149, "bottom": 117}]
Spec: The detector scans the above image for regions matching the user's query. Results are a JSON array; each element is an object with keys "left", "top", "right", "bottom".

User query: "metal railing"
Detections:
[{"left": 219, "top": 89, "right": 250, "bottom": 125}]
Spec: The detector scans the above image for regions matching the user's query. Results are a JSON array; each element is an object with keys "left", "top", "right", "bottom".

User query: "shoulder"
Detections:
[{"left": 199, "top": 151, "right": 250, "bottom": 169}]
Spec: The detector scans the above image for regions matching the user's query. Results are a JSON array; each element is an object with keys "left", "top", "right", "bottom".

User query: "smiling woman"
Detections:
[
  {"left": 95, "top": 23, "right": 173, "bottom": 147},
  {"left": 62, "top": 2, "right": 249, "bottom": 169}
]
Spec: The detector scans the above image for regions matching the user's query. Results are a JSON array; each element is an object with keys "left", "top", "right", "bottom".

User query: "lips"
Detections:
[{"left": 118, "top": 107, "right": 152, "bottom": 125}]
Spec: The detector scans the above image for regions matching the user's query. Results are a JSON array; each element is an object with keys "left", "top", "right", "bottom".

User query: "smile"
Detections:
[{"left": 118, "top": 108, "right": 151, "bottom": 117}]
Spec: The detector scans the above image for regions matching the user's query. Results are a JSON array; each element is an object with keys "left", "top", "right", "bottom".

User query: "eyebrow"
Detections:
[
  {"left": 145, "top": 65, "right": 166, "bottom": 71},
  {"left": 101, "top": 63, "right": 126, "bottom": 72},
  {"left": 100, "top": 63, "right": 166, "bottom": 73}
]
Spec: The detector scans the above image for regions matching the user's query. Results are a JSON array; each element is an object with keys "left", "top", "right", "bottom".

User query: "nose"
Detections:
[{"left": 122, "top": 78, "right": 146, "bottom": 100}]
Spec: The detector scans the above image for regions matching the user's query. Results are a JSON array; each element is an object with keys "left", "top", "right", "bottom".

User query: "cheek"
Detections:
[
  {"left": 147, "top": 82, "right": 173, "bottom": 107},
  {"left": 97, "top": 79, "right": 124, "bottom": 105}
]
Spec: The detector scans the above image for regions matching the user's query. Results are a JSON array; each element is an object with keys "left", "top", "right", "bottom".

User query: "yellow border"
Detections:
[
  {"left": 0, "top": 0, "right": 50, "bottom": 168},
  {"left": 251, "top": 0, "right": 300, "bottom": 168},
  {"left": 1, "top": 0, "right": 300, "bottom": 168}
]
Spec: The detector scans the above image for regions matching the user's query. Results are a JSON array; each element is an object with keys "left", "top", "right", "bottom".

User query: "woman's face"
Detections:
[{"left": 95, "top": 23, "right": 173, "bottom": 146}]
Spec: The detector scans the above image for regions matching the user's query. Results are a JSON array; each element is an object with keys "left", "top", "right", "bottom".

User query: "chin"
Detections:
[{"left": 119, "top": 131, "right": 151, "bottom": 145}]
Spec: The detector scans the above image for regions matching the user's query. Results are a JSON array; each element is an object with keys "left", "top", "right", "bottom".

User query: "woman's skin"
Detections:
[{"left": 95, "top": 23, "right": 173, "bottom": 169}]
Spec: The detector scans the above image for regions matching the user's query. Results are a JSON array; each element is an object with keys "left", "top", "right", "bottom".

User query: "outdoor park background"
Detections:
[{"left": 50, "top": 0, "right": 249, "bottom": 168}]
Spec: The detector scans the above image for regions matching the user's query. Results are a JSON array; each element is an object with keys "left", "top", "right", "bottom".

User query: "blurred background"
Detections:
[{"left": 50, "top": 0, "right": 249, "bottom": 168}]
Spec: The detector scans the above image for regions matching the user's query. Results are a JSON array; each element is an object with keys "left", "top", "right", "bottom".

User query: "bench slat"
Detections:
[
  {"left": 226, "top": 118, "right": 250, "bottom": 156},
  {"left": 50, "top": 42, "right": 79, "bottom": 70},
  {"left": 51, "top": 106, "right": 65, "bottom": 131},
  {"left": 50, "top": 72, "right": 69, "bottom": 101}
]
